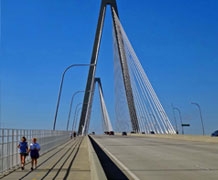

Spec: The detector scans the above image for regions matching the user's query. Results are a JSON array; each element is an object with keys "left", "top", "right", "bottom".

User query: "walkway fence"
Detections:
[{"left": 0, "top": 128, "right": 70, "bottom": 174}]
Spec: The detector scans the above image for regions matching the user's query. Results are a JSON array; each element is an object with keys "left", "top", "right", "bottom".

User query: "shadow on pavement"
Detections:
[{"left": 89, "top": 136, "right": 129, "bottom": 180}]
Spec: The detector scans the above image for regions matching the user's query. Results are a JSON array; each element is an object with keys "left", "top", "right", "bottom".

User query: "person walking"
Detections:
[
  {"left": 17, "top": 136, "right": 28, "bottom": 170},
  {"left": 70, "top": 132, "right": 73, "bottom": 139},
  {"left": 73, "top": 131, "right": 76, "bottom": 140},
  {"left": 29, "top": 137, "right": 40, "bottom": 170}
]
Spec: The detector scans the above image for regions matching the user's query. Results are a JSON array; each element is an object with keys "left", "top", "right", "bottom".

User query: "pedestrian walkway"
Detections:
[{"left": 0, "top": 136, "right": 91, "bottom": 180}]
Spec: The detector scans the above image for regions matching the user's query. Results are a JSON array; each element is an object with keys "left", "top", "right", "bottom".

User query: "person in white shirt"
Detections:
[{"left": 29, "top": 137, "right": 40, "bottom": 170}]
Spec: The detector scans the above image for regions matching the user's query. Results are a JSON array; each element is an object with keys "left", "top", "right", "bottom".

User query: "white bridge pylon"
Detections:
[
  {"left": 79, "top": 0, "right": 176, "bottom": 135},
  {"left": 95, "top": 78, "right": 113, "bottom": 132}
]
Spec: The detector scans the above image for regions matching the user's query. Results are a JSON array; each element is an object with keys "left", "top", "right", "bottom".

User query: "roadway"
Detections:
[
  {"left": 91, "top": 134, "right": 218, "bottom": 180},
  {"left": 1, "top": 134, "right": 218, "bottom": 180}
]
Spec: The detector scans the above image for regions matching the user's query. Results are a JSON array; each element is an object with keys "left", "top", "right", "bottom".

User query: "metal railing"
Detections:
[{"left": 0, "top": 128, "right": 70, "bottom": 174}]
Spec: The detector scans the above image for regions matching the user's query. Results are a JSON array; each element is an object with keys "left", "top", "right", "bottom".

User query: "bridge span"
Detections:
[{"left": 1, "top": 134, "right": 218, "bottom": 180}]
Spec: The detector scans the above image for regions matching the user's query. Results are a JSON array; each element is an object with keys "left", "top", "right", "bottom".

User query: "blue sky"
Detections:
[{"left": 1, "top": 0, "right": 218, "bottom": 135}]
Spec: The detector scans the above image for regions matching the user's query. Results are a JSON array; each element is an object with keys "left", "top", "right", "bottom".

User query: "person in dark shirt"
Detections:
[
  {"left": 73, "top": 131, "right": 76, "bottom": 139},
  {"left": 17, "top": 136, "right": 28, "bottom": 170}
]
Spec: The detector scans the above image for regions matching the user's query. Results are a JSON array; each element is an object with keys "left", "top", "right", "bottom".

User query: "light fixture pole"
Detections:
[
  {"left": 66, "top": 90, "right": 85, "bottom": 131},
  {"left": 74, "top": 107, "right": 82, "bottom": 132},
  {"left": 173, "top": 107, "right": 184, "bottom": 134},
  {"left": 191, "top": 102, "right": 205, "bottom": 135},
  {"left": 53, "top": 63, "right": 95, "bottom": 130},
  {"left": 72, "top": 103, "right": 82, "bottom": 131}
]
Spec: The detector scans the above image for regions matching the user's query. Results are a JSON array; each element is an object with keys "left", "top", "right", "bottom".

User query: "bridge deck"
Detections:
[
  {"left": 1, "top": 134, "right": 218, "bottom": 180},
  {"left": 0, "top": 136, "right": 91, "bottom": 180}
]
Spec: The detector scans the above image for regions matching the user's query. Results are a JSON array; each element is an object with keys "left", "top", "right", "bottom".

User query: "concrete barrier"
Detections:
[{"left": 129, "top": 133, "right": 218, "bottom": 143}]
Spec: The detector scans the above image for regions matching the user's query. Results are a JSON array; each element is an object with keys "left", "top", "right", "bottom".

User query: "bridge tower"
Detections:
[{"left": 78, "top": 0, "right": 139, "bottom": 135}]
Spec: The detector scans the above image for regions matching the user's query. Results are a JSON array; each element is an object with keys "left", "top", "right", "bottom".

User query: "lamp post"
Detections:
[
  {"left": 173, "top": 107, "right": 184, "bottom": 134},
  {"left": 53, "top": 63, "right": 96, "bottom": 130},
  {"left": 72, "top": 103, "right": 82, "bottom": 131},
  {"left": 66, "top": 90, "right": 85, "bottom": 131},
  {"left": 191, "top": 102, "right": 205, "bottom": 135},
  {"left": 74, "top": 107, "right": 82, "bottom": 132}
]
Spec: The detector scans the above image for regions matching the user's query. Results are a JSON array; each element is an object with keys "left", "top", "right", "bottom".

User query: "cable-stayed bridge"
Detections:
[
  {"left": 77, "top": 0, "right": 176, "bottom": 135},
  {"left": 1, "top": 0, "right": 218, "bottom": 179}
]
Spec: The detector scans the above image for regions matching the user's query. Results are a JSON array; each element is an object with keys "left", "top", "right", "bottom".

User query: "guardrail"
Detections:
[{"left": 0, "top": 128, "right": 70, "bottom": 174}]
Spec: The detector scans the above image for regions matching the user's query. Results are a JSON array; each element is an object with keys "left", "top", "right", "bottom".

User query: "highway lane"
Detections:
[{"left": 92, "top": 135, "right": 218, "bottom": 180}]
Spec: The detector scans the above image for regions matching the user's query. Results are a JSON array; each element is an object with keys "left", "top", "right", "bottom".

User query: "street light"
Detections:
[
  {"left": 53, "top": 63, "right": 96, "bottom": 130},
  {"left": 73, "top": 107, "right": 82, "bottom": 132},
  {"left": 66, "top": 90, "right": 85, "bottom": 131},
  {"left": 191, "top": 102, "right": 205, "bottom": 135},
  {"left": 173, "top": 107, "right": 184, "bottom": 134},
  {"left": 72, "top": 103, "right": 82, "bottom": 131}
]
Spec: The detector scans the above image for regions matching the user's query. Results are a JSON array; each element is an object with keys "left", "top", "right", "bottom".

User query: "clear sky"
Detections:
[{"left": 1, "top": 0, "right": 218, "bottom": 135}]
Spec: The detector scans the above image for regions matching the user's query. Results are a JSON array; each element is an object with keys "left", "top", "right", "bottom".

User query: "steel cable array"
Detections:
[{"left": 112, "top": 9, "right": 176, "bottom": 134}]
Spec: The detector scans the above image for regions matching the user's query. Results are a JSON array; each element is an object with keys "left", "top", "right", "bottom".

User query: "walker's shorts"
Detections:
[
  {"left": 20, "top": 152, "right": 28, "bottom": 156},
  {"left": 30, "top": 150, "right": 39, "bottom": 159}
]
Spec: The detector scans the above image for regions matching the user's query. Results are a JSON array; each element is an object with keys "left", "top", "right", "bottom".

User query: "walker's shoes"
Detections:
[
  {"left": 21, "top": 167, "right": 24, "bottom": 170},
  {"left": 31, "top": 167, "right": 33, "bottom": 171}
]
